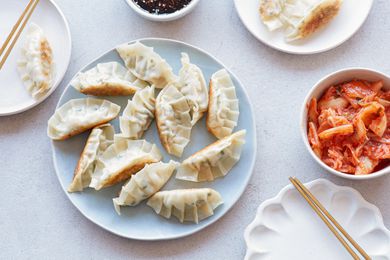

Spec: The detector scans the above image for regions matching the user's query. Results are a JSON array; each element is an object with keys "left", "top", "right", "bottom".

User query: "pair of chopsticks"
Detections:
[
  {"left": 0, "top": 0, "right": 40, "bottom": 70},
  {"left": 289, "top": 177, "right": 371, "bottom": 260}
]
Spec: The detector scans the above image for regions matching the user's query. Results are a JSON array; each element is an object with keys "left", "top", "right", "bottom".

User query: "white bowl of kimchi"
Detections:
[{"left": 301, "top": 68, "right": 390, "bottom": 180}]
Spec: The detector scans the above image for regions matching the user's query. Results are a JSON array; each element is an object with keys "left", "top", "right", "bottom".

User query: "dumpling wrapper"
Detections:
[
  {"left": 259, "top": 0, "right": 285, "bottom": 31},
  {"left": 47, "top": 98, "right": 120, "bottom": 140},
  {"left": 259, "top": 0, "right": 342, "bottom": 41},
  {"left": 113, "top": 160, "right": 179, "bottom": 214},
  {"left": 68, "top": 124, "right": 114, "bottom": 192},
  {"left": 147, "top": 188, "right": 223, "bottom": 223},
  {"left": 286, "top": 0, "right": 342, "bottom": 41},
  {"left": 71, "top": 62, "right": 149, "bottom": 96},
  {"left": 177, "top": 53, "right": 208, "bottom": 125},
  {"left": 17, "top": 23, "right": 54, "bottom": 99},
  {"left": 119, "top": 86, "right": 155, "bottom": 139},
  {"left": 116, "top": 41, "right": 176, "bottom": 89},
  {"left": 207, "top": 69, "right": 239, "bottom": 139},
  {"left": 155, "top": 84, "right": 192, "bottom": 157},
  {"left": 89, "top": 136, "right": 162, "bottom": 190},
  {"left": 176, "top": 130, "right": 246, "bottom": 182}
]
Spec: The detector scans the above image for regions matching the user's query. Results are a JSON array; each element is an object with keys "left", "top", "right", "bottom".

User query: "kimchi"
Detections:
[{"left": 307, "top": 80, "right": 390, "bottom": 175}]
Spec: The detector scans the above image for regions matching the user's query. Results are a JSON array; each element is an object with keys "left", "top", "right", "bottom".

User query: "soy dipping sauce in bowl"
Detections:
[
  {"left": 134, "top": 0, "right": 192, "bottom": 14},
  {"left": 126, "top": 0, "right": 200, "bottom": 21}
]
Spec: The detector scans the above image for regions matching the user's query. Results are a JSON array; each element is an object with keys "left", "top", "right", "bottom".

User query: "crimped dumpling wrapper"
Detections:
[
  {"left": 71, "top": 62, "right": 149, "bottom": 96},
  {"left": 147, "top": 188, "right": 223, "bottom": 223},
  {"left": 17, "top": 23, "right": 54, "bottom": 99},
  {"left": 176, "top": 130, "right": 246, "bottom": 182},
  {"left": 177, "top": 53, "right": 208, "bottom": 125},
  {"left": 156, "top": 84, "right": 192, "bottom": 157},
  {"left": 47, "top": 98, "right": 120, "bottom": 140},
  {"left": 89, "top": 135, "right": 162, "bottom": 190},
  {"left": 68, "top": 124, "right": 114, "bottom": 192},
  {"left": 113, "top": 160, "right": 179, "bottom": 214},
  {"left": 286, "top": 0, "right": 343, "bottom": 41},
  {"left": 119, "top": 86, "right": 156, "bottom": 139},
  {"left": 116, "top": 41, "right": 176, "bottom": 89},
  {"left": 207, "top": 69, "right": 239, "bottom": 139},
  {"left": 259, "top": 0, "right": 342, "bottom": 41}
]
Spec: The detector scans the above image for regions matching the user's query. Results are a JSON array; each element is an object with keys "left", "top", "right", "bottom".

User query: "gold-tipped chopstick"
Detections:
[
  {"left": 289, "top": 177, "right": 371, "bottom": 260},
  {"left": 0, "top": 0, "right": 40, "bottom": 70}
]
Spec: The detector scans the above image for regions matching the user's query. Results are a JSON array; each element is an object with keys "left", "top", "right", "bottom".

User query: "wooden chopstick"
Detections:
[
  {"left": 289, "top": 177, "right": 370, "bottom": 260},
  {"left": 0, "top": 0, "right": 40, "bottom": 70},
  {"left": 293, "top": 178, "right": 371, "bottom": 260}
]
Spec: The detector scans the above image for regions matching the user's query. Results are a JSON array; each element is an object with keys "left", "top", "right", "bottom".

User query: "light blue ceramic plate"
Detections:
[{"left": 51, "top": 38, "right": 257, "bottom": 240}]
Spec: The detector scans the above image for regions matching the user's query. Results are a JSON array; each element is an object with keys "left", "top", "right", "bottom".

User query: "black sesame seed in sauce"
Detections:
[{"left": 133, "top": 0, "right": 192, "bottom": 14}]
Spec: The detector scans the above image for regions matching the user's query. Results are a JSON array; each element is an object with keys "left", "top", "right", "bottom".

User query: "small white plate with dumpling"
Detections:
[
  {"left": 234, "top": 0, "right": 373, "bottom": 54},
  {"left": 0, "top": 0, "right": 71, "bottom": 116},
  {"left": 50, "top": 38, "right": 257, "bottom": 240}
]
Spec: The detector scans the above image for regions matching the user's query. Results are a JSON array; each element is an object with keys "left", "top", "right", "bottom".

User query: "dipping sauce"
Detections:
[
  {"left": 133, "top": 0, "right": 192, "bottom": 14},
  {"left": 307, "top": 80, "right": 390, "bottom": 175}
]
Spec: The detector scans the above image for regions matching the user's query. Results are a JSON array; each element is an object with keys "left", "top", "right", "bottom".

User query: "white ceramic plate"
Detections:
[
  {"left": 0, "top": 0, "right": 71, "bottom": 116},
  {"left": 245, "top": 179, "right": 390, "bottom": 259},
  {"left": 51, "top": 38, "right": 257, "bottom": 240},
  {"left": 234, "top": 0, "right": 373, "bottom": 54}
]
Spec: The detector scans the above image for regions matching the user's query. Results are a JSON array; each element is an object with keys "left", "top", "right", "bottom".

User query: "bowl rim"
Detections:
[
  {"left": 300, "top": 67, "right": 390, "bottom": 180},
  {"left": 125, "top": 0, "right": 201, "bottom": 22}
]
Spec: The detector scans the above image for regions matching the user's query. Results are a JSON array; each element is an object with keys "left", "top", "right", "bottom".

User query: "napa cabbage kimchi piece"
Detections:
[{"left": 307, "top": 80, "right": 389, "bottom": 175}]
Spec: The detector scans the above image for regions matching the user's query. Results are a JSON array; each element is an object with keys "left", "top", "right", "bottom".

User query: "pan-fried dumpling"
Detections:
[
  {"left": 177, "top": 53, "right": 208, "bottom": 125},
  {"left": 259, "top": 0, "right": 342, "bottom": 41},
  {"left": 113, "top": 160, "right": 179, "bottom": 214},
  {"left": 116, "top": 41, "right": 176, "bottom": 89},
  {"left": 176, "top": 130, "right": 246, "bottom": 182},
  {"left": 17, "top": 23, "right": 54, "bottom": 98},
  {"left": 286, "top": 0, "right": 342, "bottom": 41},
  {"left": 207, "top": 69, "right": 239, "bottom": 139},
  {"left": 147, "top": 188, "right": 223, "bottom": 223},
  {"left": 89, "top": 136, "right": 162, "bottom": 190},
  {"left": 68, "top": 124, "right": 114, "bottom": 192},
  {"left": 259, "top": 0, "right": 285, "bottom": 31},
  {"left": 47, "top": 98, "right": 120, "bottom": 140},
  {"left": 71, "top": 62, "right": 149, "bottom": 96},
  {"left": 119, "top": 86, "right": 155, "bottom": 139},
  {"left": 156, "top": 84, "right": 192, "bottom": 157}
]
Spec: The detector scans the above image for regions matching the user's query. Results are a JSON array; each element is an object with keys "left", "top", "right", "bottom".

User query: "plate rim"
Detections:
[
  {"left": 0, "top": 0, "right": 72, "bottom": 116},
  {"left": 233, "top": 0, "right": 374, "bottom": 55},
  {"left": 50, "top": 37, "right": 258, "bottom": 241},
  {"left": 244, "top": 178, "right": 390, "bottom": 258}
]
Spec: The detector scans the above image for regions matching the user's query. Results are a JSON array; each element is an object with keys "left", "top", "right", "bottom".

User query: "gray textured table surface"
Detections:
[{"left": 1, "top": 0, "right": 389, "bottom": 259}]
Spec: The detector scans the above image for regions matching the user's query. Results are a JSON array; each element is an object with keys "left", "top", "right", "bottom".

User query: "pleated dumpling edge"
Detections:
[
  {"left": 207, "top": 69, "right": 239, "bottom": 139},
  {"left": 71, "top": 62, "right": 149, "bottom": 96},
  {"left": 17, "top": 23, "right": 54, "bottom": 99},
  {"left": 147, "top": 188, "right": 223, "bottom": 224},
  {"left": 116, "top": 41, "right": 176, "bottom": 89},
  {"left": 176, "top": 130, "right": 246, "bottom": 182},
  {"left": 68, "top": 123, "right": 115, "bottom": 193},
  {"left": 113, "top": 160, "right": 179, "bottom": 214},
  {"left": 89, "top": 136, "right": 162, "bottom": 190},
  {"left": 155, "top": 84, "right": 192, "bottom": 157},
  {"left": 47, "top": 98, "right": 120, "bottom": 140}
]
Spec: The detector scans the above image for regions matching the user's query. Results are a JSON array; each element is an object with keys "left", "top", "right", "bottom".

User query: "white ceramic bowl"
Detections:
[
  {"left": 301, "top": 68, "right": 390, "bottom": 180},
  {"left": 125, "top": 0, "right": 200, "bottom": 22}
]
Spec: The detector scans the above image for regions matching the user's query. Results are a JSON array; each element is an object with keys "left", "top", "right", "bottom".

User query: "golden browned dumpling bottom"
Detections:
[{"left": 298, "top": 0, "right": 342, "bottom": 39}]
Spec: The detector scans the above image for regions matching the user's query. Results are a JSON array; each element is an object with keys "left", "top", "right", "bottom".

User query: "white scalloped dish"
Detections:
[{"left": 244, "top": 179, "right": 390, "bottom": 259}]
